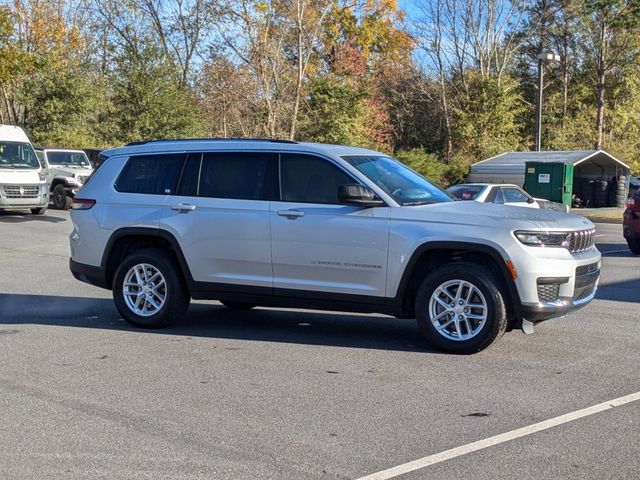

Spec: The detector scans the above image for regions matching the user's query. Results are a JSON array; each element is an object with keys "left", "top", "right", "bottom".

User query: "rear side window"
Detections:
[
  {"left": 115, "top": 154, "right": 185, "bottom": 195},
  {"left": 177, "top": 152, "right": 270, "bottom": 200},
  {"left": 280, "top": 153, "right": 354, "bottom": 204}
]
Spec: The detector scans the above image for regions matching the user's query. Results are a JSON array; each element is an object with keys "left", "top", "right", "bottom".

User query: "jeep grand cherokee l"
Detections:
[{"left": 69, "top": 139, "right": 601, "bottom": 353}]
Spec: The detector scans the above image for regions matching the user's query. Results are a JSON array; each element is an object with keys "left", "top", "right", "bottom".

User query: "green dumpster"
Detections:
[{"left": 523, "top": 162, "right": 573, "bottom": 206}]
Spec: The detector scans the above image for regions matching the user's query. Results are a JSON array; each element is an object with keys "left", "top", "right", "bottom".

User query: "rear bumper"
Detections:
[{"left": 69, "top": 259, "right": 109, "bottom": 290}]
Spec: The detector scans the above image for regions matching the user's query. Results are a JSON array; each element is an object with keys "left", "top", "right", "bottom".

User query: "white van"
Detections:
[{"left": 0, "top": 125, "right": 49, "bottom": 215}]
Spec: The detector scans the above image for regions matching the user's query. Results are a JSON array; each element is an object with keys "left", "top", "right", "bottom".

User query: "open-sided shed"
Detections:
[{"left": 468, "top": 150, "right": 631, "bottom": 207}]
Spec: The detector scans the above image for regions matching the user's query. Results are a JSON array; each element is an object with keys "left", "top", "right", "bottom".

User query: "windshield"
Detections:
[
  {"left": 447, "top": 185, "right": 485, "bottom": 200},
  {"left": 47, "top": 151, "right": 91, "bottom": 167},
  {"left": 0, "top": 141, "right": 40, "bottom": 169},
  {"left": 341, "top": 155, "right": 453, "bottom": 206}
]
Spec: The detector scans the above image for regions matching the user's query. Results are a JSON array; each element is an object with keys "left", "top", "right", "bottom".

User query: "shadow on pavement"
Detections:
[
  {"left": 0, "top": 211, "right": 66, "bottom": 223},
  {"left": 596, "top": 277, "right": 640, "bottom": 303},
  {"left": 0, "top": 293, "right": 438, "bottom": 353},
  {"left": 596, "top": 243, "right": 635, "bottom": 257}
]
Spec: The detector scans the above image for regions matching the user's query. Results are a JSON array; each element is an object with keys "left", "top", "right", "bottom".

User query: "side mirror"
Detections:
[{"left": 338, "top": 184, "right": 385, "bottom": 207}]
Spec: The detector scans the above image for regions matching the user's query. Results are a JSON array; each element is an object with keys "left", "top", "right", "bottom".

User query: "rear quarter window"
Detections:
[{"left": 115, "top": 154, "right": 185, "bottom": 195}]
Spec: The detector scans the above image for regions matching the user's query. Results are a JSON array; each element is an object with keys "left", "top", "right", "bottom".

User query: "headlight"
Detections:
[
  {"left": 515, "top": 231, "right": 571, "bottom": 248},
  {"left": 65, "top": 176, "right": 80, "bottom": 186}
]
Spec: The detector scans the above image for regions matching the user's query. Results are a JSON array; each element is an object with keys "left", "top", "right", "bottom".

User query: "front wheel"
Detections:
[
  {"left": 113, "top": 248, "right": 190, "bottom": 328},
  {"left": 628, "top": 239, "right": 640, "bottom": 255},
  {"left": 415, "top": 262, "right": 508, "bottom": 354}
]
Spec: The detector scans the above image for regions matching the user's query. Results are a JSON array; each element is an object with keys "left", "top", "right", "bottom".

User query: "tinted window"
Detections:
[
  {"left": 492, "top": 188, "right": 504, "bottom": 204},
  {"left": 177, "top": 153, "right": 201, "bottom": 197},
  {"left": 182, "top": 152, "right": 269, "bottom": 200},
  {"left": 115, "top": 154, "right": 185, "bottom": 194},
  {"left": 280, "top": 153, "right": 354, "bottom": 204},
  {"left": 502, "top": 187, "right": 530, "bottom": 203}
]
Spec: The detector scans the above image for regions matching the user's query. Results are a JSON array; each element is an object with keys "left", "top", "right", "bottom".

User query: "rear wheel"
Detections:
[
  {"left": 113, "top": 248, "right": 190, "bottom": 328},
  {"left": 415, "top": 262, "right": 508, "bottom": 354},
  {"left": 221, "top": 301, "right": 256, "bottom": 310},
  {"left": 30, "top": 208, "right": 47, "bottom": 215},
  {"left": 628, "top": 239, "right": 640, "bottom": 255},
  {"left": 52, "top": 184, "right": 72, "bottom": 210}
]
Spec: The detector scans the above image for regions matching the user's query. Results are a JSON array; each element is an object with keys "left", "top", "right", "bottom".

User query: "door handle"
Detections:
[
  {"left": 277, "top": 209, "right": 305, "bottom": 218},
  {"left": 171, "top": 203, "right": 196, "bottom": 212}
]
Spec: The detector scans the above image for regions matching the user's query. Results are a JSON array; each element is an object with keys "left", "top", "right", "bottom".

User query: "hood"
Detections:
[
  {"left": 391, "top": 201, "right": 594, "bottom": 232},
  {"left": 0, "top": 169, "right": 43, "bottom": 184}
]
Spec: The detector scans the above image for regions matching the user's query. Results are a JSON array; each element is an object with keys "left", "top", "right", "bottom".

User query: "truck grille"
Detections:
[
  {"left": 568, "top": 229, "right": 596, "bottom": 253},
  {"left": 3, "top": 185, "right": 40, "bottom": 198}
]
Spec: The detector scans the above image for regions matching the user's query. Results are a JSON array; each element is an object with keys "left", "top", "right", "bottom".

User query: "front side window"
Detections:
[
  {"left": 177, "top": 152, "right": 270, "bottom": 200},
  {"left": 46, "top": 151, "right": 91, "bottom": 167},
  {"left": 502, "top": 187, "right": 530, "bottom": 203},
  {"left": 0, "top": 142, "right": 40, "bottom": 169},
  {"left": 115, "top": 154, "right": 185, "bottom": 195},
  {"left": 280, "top": 153, "right": 355, "bottom": 204},
  {"left": 342, "top": 155, "right": 452, "bottom": 206}
]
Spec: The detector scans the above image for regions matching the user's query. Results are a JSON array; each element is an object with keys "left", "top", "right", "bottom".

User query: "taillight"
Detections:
[
  {"left": 628, "top": 197, "right": 638, "bottom": 210},
  {"left": 72, "top": 198, "right": 96, "bottom": 210}
]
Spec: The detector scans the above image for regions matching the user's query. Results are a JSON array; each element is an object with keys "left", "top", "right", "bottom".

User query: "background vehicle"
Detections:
[
  {"left": 34, "top": 148, "right": 93, "bottom": 210},
  {"left": 69, "top": 139, "right": 600, "bottom": 354},
  {"left": 0, "top": 125, "right": 48, "bottom": 215},
  {"left": 447, "top": 183, "right": 569, "bottom": 212},
  {"left": 623, "top": 189, "right": 640, "bottom": 254}
]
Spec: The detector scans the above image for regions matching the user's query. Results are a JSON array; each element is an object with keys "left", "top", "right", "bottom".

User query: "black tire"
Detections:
[
  {"left": 112, "top": 248, "right": 190, "bottom": 328},
  {"left": 52, "top": 184, "right": 72, "bottom": 210},
  {"left": 221, "top": 301, "right": 256, "bottom": 310},
  {"left": 628, "top": 239, "right": 640, "bottom": 255},
  {"left": 415, "top": 262, "right": 508, "bottom": 354},
  {"left": 30, "top": 207, "right": 47, "bottom": 215}
]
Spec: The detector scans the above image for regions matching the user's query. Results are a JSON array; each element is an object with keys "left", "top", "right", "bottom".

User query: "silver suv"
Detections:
[{"left": 69, "top": 140, "right": 601, "bottom": 353}]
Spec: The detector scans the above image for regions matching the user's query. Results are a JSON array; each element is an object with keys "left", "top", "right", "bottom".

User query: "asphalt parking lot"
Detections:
[{"left": 0, "top": 209, "right": 638, "bottom": 480}]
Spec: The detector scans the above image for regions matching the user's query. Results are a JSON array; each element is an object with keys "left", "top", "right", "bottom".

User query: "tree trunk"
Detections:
[{"left": 595, "top": 23, "right": 606, "bottom": 150}]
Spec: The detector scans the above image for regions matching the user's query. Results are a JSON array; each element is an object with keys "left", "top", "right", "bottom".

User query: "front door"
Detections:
[{"left": 270, "top": 153, "right": 390, "bottom": 298}]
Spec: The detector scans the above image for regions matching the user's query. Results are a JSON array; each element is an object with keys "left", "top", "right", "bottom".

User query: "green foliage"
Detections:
[
  {"left": 453, "top": 73, "right": 525, "bottom": 162},
  {"left": 393, "top": 148, "right": 469, "bottom": 187},
  {"left": 104, "top": 44, "right": 206, "bottom": 145}
]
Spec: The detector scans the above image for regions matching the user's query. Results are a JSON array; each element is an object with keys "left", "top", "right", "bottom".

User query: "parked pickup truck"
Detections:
[{"left": 35, "top": 148, "right": 93, "bottom": 210}]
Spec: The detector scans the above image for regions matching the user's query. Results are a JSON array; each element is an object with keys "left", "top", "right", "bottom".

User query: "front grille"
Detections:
[
  {"left": 568, "top": 229, "right": 596, "bottom": 253},
  {"left": 3, "top": 185, "right": 40, "bottom": 198},
  {"left": 573, "top": 284, "right": 595, "bottom": 301},
  {"left": 573, "top": 263, "right": 599, "bottom": 301},
  {"left": 576, "top": 262, "right": 599, "bottom": 276},
  {"left": 537, "top": 283, "right": 560, "bottom": 303}
]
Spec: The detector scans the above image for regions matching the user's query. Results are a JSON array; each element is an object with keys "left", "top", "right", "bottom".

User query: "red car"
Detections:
[{"left": 623, "top": 189, "right": 640, "bottom": 254}]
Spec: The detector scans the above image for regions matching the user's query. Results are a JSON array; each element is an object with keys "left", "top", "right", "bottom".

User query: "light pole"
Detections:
[{"left": 534, "top": 53, "right": 561, "bottom": 151}]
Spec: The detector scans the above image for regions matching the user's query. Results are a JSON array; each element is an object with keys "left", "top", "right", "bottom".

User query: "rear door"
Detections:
[
  {"left": 270, "top": 153, "right": 390, "bottom": 298},
  {"left": 160, "top": 151, "right": 275, "bottom": 289}
]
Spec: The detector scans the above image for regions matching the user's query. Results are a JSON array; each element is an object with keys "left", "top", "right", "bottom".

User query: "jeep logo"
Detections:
[{"left": 19, "top": 186, "right": 24, "bottom": 196}]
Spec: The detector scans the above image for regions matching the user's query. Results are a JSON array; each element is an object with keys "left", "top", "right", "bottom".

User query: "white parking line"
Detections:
[{"left": 356, "top": 391, "right": 640, "bottom": 480}]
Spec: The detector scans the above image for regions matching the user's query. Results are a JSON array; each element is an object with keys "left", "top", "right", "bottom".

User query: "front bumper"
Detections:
[{"left": 520, "top": 287, "right": 597, "bottom": 322}]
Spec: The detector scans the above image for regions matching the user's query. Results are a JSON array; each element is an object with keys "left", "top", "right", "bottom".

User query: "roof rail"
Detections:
[{"left": 125, "top": 138, "right": 298, "bottom": 146}]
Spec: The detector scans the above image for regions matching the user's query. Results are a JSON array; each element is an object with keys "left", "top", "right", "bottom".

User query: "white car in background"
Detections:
[{"left": 447, "top": 183, "right": 569, "bottom": 213}]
